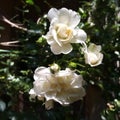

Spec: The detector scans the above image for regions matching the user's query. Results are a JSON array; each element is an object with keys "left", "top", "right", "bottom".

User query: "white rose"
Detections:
[
  {"left": 84, "top": 43, "right": 103, "bottom": 67},
  {"left": 29, "top": 66, "right": 86, "bottom": 109},
  {"left": 44, "top": 8, "right": 87, "bottom": 54}
]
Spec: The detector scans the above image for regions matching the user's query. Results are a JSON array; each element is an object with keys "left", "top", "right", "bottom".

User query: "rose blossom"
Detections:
[
  {"left": 84, "top": 43, "right": 103, "bottom": 67},
  {"left": 29, "top": 65, "right": 86, "bottom": 109},
  {"left": 44, "top": 8, "right": 87, "bottom": 54}
]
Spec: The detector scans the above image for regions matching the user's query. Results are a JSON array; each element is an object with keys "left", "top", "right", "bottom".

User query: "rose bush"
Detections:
[
  {"left": 44, "top": 8, "right": 87, "bottom": 54},
  {"left": 29, "top": 7, "right": 104, "bottom": 110}
]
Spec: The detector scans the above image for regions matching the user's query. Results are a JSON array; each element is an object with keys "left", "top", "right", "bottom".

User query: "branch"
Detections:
[
  {"left": 0, "top": 11, "right": 41, "bottom": 34},
  {"left": 0, "top": 41, "right": 20, "bottom": 47},
  {"left": 1, "top": 16, "right": 28, "bottom": 31},
  {"left": 2, "top": 16, "right": 27, "bottom": 31}
]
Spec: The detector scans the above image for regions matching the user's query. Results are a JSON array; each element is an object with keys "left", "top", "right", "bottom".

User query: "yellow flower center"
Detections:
[
  {"left": 55, "top": 23, "right": 73, "bottom": 43},
  {"left": 88, "top": 53, "right": 99, "bottom": 65}
]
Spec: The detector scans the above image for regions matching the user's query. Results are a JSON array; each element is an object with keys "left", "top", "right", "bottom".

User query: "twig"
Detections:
[
  {"left": 1, "top": 16, "right": 28, "bottom": 31},
  {"left": 0, "top": 10, "right": 28, "bottom": 32},
  {"left": 0, "top": 12, "right": 42, "bottom": 35},
  {"left": 0, "top": 41, "right": 20, "bottom": 47}
]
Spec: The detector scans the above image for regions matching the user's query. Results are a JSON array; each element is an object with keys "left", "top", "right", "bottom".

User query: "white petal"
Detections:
[
  {"left": 45, "top": 31, "right": 54, "bottom": 45},
  {"left": 71, "top": 75, "right": 83, "bottom": 88},
  {"left": 56, "top": 69, "right": 71, "bottom": 77},
  {"left": 61, "top": 44, "right": 73, "bottom": 54},
  {"left": 34, "top": 67, "right": 50, "bottom": 81},
  {"left": 88, "top": 43, "right": 101, "bottom": 52},
  {"left": 50, "top": 43, "right": 62, "bottom": 55},
  {"left": 47, "top": 38, "right": 54, "bottom": 45},
  {"left": 54, "top": 87, "right": 86, "bottom": 105},
  {"left": 58, "top": 8, "right": 80, "bottom": 28},
  {"left": 68, "top": 10, "right": 80, "bottom": 28},
  {"left": 33, "top": 80, "right": 51, "bottom": 95},
  {"left": 51, "top": 29, "right": 62, "bottom": 46},
  {"left": 47, "top": 8, "right": 58, "bottom": 22},
  {"left": 71, "top": 29, "right": 87, "bottom": 43},
  {"left": 93, "top": 53, "right": 103, "bottom": 66},
  {"left": 58, "top": 8, "right": 70, "bottom": 25},
  {"left": 35, "top": 67, "right": 50, "bottom": 75}
]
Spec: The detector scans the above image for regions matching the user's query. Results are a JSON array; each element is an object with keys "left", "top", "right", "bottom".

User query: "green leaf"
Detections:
[{"left": 25, "top": 0, "right": 34, "bottom": 5}]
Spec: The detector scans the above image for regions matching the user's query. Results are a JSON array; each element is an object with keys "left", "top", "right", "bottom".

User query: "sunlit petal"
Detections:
[
  {"left": 61, "top": 44, "right": 73, "bottom": 54},
  {"left": 71, "top": 29, "right": 87, "bottom": 43},
  {"left": 47, "top": 8, "right": 58, "bottom": 22},
  {"left": 50, "top": 43, "right": 62, "bottom": 55}
]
